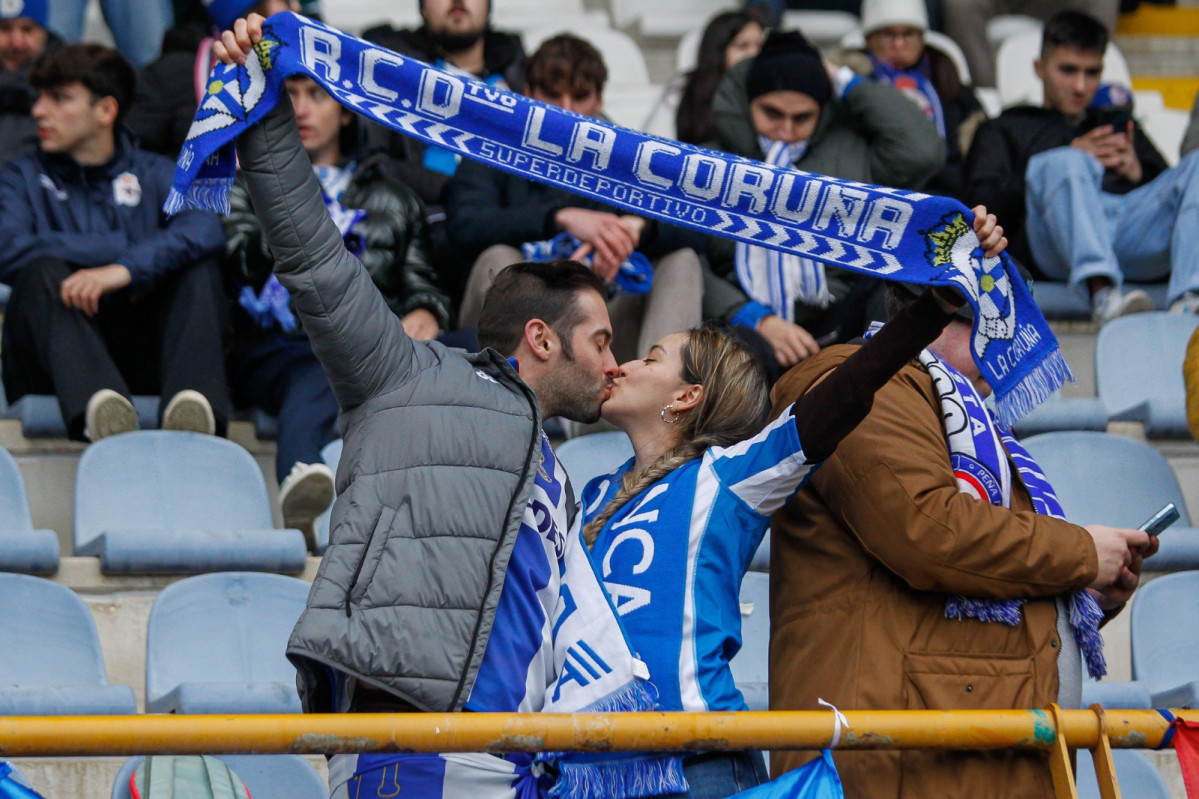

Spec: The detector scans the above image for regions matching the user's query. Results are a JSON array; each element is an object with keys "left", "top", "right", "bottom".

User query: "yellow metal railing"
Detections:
[{"left": 1, "top": 707, "right": 1192, "bottom": 799}]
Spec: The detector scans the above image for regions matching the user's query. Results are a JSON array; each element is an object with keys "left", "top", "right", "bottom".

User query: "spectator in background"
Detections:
[
  {"left": 963, "top": 11, "right": 1199, "bottom": 323},
  {"left": 224, "top": 75, "right": 450, "bottom": 545},
  {"left": 1181, "top": 88, "right": 1199, "bottom": 160},
  {"left": 447, "top": 34, "right": 705, "bottom": 363},
  {"left": 643, "top": 10, "right": 764, "bottom": 144},
  {"left": 841, "top": 0, "right": 984, "bottom": 200},
  {"left": 362, "top": 0, "right": 524, "bottom": 207},
  {"left": 126, "top": 0, "right": 299, "bottom": 159},
  {"left": 48, "top": 0, "right": 171, "bottom": 67},
  {"left": 0, "top": 0, "right": 59, "bottom": 167},
  {"left": 704, "top": 30, "right": 944, "bottom": 374},
  {"left": 768, "top": 281, "right": 1154, "bottom": 796},
  {"left": 0, "top": 44, "right": 227, "bottom": 441},
  {"left": 941, "top": 0, "right": 1118, "bottom": 88}
]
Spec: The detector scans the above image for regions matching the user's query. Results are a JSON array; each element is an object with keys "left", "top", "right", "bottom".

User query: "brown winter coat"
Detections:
[{"left": 768, "top": 346, "right": 1100, "bottom": 798}]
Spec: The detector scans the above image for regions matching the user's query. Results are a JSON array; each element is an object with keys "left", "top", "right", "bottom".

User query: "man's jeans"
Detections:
[
  {"left": 1025, "top": 146, "right": 1199, "bottom": 304},
  {"left": 49, "top": 0, "right": 173, "bottom": 67}
]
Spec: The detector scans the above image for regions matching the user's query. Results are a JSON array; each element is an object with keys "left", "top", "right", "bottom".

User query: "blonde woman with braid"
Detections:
[{"left": 576, "top": 208, "right": 1006, "bottom": 799}]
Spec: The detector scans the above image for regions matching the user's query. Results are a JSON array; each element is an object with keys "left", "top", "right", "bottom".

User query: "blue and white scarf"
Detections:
[
  {"left": 166, "top": 11, "right": 1070, "bottom": 426},
  {"left": 522, "top": 232, "right": 653, "bottom": 295},
  {"left": 869, "top": 54, "right": 947, "bottom": 138},
  {"left": 919, "top": 347, "right": 1107, "bottom": 679},
  {"left": 734, "top": 137, "right": 831, "bottom": 320}
]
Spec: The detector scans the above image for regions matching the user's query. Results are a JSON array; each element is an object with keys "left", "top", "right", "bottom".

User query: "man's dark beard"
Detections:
[{"left": 428, "top": 27, "right": 485, "bottom": 57}]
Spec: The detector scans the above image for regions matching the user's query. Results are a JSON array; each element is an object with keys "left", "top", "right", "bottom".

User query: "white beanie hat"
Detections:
[{"left": 860, "top": 0, "right": 928, "bottom": 35}]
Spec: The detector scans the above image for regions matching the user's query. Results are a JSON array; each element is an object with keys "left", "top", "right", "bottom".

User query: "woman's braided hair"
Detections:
[{"left": 582, "top": 324, "right": 771, "bottom": 546}]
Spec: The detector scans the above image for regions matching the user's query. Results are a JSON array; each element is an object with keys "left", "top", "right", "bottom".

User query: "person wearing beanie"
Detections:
[
  {"left": 702, "top": 29, "right": 944, "bottom": 379},
  {"left": 0, "top": 0, "right": 61, "bottom": 167},
  {"left": 125, "top": 0, "right": 298, "bottom": 159},
  {"left": 838, "top": 0, "right": 985, "bottom": 201}
]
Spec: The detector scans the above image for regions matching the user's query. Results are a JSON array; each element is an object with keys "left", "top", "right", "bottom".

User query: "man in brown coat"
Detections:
[{"left": 768, "top": 284, "right": 1154, "bottom": 797}]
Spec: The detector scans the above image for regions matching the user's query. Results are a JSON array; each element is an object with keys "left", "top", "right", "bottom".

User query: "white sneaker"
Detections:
[
  {"left": 1170, "top": 290, "right": 1199, "bottom": 314},
  {"left": 162, "top": 389, "right": 216, "bottom": 435},
  {"left": 279, "top": 462, "right": 335, "bottom": 551},
  {"left": 84, "top": 388, "right": 138, "bottom": 442},
  {"left": 1092, "top": 288, "right": 1154, "bottom": 326}
]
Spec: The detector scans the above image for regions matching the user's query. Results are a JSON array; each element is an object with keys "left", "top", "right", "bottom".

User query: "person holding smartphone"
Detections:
[{"left": 963, "top": 10, "right": 1199, "bottom": 326}]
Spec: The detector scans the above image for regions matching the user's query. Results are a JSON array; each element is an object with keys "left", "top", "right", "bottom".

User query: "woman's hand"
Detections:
[
  {"left": 213, "top": 13, "right": 267, "bottom": 66},
  {"left": 971, "top": 204, "right": 1006, "bottom": 259}
]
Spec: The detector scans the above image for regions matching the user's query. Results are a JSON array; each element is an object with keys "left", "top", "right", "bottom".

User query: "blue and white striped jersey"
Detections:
[{"left": 581, "top": 407, "right": 814, "bottom": 712}]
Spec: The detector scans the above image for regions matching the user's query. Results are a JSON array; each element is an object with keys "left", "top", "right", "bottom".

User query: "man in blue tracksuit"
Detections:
[{"left": 0, "top": 43, "right": 228, "bottom": 441}]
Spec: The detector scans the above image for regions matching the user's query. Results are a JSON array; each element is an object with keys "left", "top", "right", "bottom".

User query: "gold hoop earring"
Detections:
[{"left": 661, "top": 404, "right": 680, "bottom": 424}]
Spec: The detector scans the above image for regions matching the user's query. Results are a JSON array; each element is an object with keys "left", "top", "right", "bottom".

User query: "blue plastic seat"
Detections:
[
  {"left": 731, "top": 572, "right": 769, "bottom": 712},
  {"left": 0, "top": 573, "right": 136, "bottom": 715},
  {"left": 111, "top": 755, "right": 326, "bottom": 799},
  {"left": 1010, "top": 390, "right": 1108, "bottom": 437},
  {"left": 1020, "top": 431, "right": 1199, "bottom": 571},
  {"left": 6, "top": 394, "right": 158, "bottom": 438},
  {"left": 1096, "top": 312, "right": 1199, "bottom": 438},
  {"left": 553, "top": 431, "right": 634, "bottom": 491},
  {"left": 1031, "top": 281, "right": 1168, "bottom": 320},
  {"left": 0, "top": 447, "right": 58, "bottom": 574},
  {"left": 1131, "top": 571, "right": 1199, "bottom": 708},
  {"left": 145, "top": 572, "right": 309, "bottom": 714},
  {"left": 312, "top": 437, "right": 344, "bottom": 556},
  {"left": 1076, "top": 749, "right": 1169, "bottom": 799},
  {"left": 74, "top": 431, "right": 307, "bottom": 574}
]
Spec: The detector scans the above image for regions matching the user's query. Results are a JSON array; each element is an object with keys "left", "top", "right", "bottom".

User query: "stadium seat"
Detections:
[
  {"left": 1030, "top": 281, "right": 1168, "bottom": 320},
  {"left": 0, "top": 446, "right": 59, "bottom": 574},
  {"left": 1096, "top": 312, "right": 1198, "bottom": 438},
  {"left": 780, "top": 10, "right": 861, "bottom": 50},
  {"left": 1081, "top": 676, "right": 1152, "bottom": 709},
  {"left": 314, "top": 437, "right": 344, "bottom": 556},
  {"left": 1009, "top": 390, "right": 1108, "bottom": 437},
  {"left": 1076, "top": 749, "right": 1169, "bottom": 799},
  {"left": 1131, "top": 571, "right": 1199, "bottom": 708},
  {"left": 0, "top": 573, "right": 137, "bottom": 715},
  {"left": 1020, "top": 431, "right": 1199, "bottom": 571},
  {"left": 111, "top": 755, "right": 326, "bottom": 799},
  {"left": 637, "top": 0, "right": 731, "bottom": 38},
  {"left": 996, "top": 29, "right": 1130, "bottom": 108},
  {"left": 6, "top": 394, "right": 158, "bottom": 438},
  {"left": 1140, "top": 106, "right": 1190, "bottom": 168},
  {"left": 731, "top": 572, "right": 769, "bottom": 711},
  {"left": 74, "top": 431, "right": 308, "bottom": 574},
  {"left": 553, "top": 431, "right": 633, "bottom": 491},
  {"left": 145, "top": 572, "right": 309, "bottom": 714},
  {"left": 986, "top": 14, "right": 1041, "bottom": 48},
  {"left": 320, "top": 2, "right": 421, "bottom": 36}
]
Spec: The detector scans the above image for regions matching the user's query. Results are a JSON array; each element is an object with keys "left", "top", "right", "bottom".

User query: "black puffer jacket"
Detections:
[
  {"left": 224, "top": 153, "right": 450, "bottom": 333},
  {"left": 963, "top": 105, "right": 1168, "bottom": 274},
  {"left": 359, "top": 25, "right": 525, "bottom": 206}
]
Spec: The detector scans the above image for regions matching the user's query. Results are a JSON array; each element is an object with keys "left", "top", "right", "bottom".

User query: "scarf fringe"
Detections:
[
  {"left": 1070, "top": 591, "right": 1108, "bottom": 680},
  {"left": 165, "top": 178, "right": 233, "bottom": 217},
  {"left": 946, "top": 596, "right": 1024, "bottom": 626},
  {"left": 549, "top": 755, "right": 687, "bottom": 799},
  {"left": 994, "top": 347, "right": 1074, "bottom": 428}
]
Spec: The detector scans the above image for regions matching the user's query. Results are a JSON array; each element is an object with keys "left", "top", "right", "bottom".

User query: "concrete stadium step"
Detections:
[{"left": 1116, "top": 4, "right": 1199, "bottom": 110}]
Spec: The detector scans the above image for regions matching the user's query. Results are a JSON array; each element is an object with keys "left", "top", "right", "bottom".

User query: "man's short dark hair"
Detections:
[
  {"left": 525, "top": 34, "right": 607, "bottom": 97},
  {"left": 1041, "top": 10, "right": 1109, "bottom": 59},
  {"left": 477, "top": 260, "right": 607, "bottom": 357},
  {"left": 30, "top": 43, "right": 135, "bottom": 123}
]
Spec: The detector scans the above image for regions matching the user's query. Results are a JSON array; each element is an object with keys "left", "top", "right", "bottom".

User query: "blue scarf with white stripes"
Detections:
[
  {"left": 919, "top": 348, "right": 1107, "bottom": 679},
  {"left": 165, "top": 11, "right": 1069, "bottom": 426}
]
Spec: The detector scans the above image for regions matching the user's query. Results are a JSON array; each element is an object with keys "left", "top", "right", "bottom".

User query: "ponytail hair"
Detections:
[{"left": 582, "top": 324, "right": 770, "bottom": 545}]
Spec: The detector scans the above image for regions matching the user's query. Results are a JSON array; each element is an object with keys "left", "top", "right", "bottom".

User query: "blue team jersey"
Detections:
[{"left": 582, "top": 407, "right": 814, "bottom": 712}]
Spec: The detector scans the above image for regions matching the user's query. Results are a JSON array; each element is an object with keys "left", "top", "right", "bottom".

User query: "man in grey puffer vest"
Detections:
[{"left": 217, "top": 15, "right": 620, "bottom": 729}]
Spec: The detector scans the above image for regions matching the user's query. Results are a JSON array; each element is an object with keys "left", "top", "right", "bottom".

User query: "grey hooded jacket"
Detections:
[{"left": 237, "top": 97, "right": 548, "bottom": 713}]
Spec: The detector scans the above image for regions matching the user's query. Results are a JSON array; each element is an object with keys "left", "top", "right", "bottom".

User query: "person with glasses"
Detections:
[{"left": 840, "top": 0, "right": 985, "bottom": 201}]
